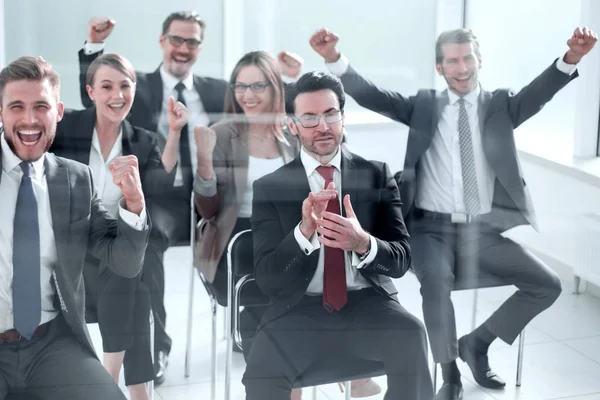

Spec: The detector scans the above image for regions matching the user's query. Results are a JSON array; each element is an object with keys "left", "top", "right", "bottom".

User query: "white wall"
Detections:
[
  {"left": 466, "top": 0, "right": 582, "bottom": 154},
  {"left": 3, "top": 0, "right": 224, "bottom": 108}
]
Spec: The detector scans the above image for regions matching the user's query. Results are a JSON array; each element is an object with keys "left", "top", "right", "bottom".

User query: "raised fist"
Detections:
[
  {"left": 88, "top": 17, "right": 116, "bottom": 44},
  {"left": 309, "top": 28, "right": 341, "bottom": 63}
]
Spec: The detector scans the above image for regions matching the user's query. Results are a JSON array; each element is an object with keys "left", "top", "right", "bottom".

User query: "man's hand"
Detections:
[
  {"left": 300, "top": 182, "right": 337, "bottom": 239},
  {"left": 564, "top": 27, "right": 598, "bottom": 64},
  {"left": 167, "top": 96, "right": 189, "bottom": 134},
  {"left": 277, "top": 51, "right": 303, "bottom": 78},
  {"left": 88, "top": 17, "right": 116, "bottom": 44},
  {"left": 109, "top": 155, "right": 145, "bottom": 215},
  {"left": 316, "top": 194, "right": 370, "bottom": 254},
  {"left": 309, "top": 28, "right": 341, "bottom": 63}
]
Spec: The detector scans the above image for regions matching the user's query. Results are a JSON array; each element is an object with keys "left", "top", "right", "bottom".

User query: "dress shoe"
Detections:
[
  {"left": 154, "top": 350, "right": 169, "bottom": 386},
  {"left": 458, "top": 335, "right": 506, "bottom": 389},
  {"left": 434, "top": 382, "right": 463, "bottom": 400}
]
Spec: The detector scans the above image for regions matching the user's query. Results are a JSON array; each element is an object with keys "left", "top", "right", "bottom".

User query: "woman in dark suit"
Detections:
[
  {"left": 193, "top": 51, "right": 379, "bottom": 399},
  {"left": 51, "top": 53, "right": 187, "bottom": 400}
]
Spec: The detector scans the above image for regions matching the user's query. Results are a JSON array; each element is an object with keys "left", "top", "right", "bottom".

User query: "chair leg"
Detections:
[
  {"left": 184, "top": 260, "right": 196, "bottom": 378},
  {"left": 148, "top": 313, "right": 155, "bottom": 399},
  {"left": 211, "top": 297, "right": 217, "bottom": 400},
  {"left": 344, "top": 381, "right": 351, "bottom": 400},
  {"left": 222, "top": 306, "right": 227, "bottom": 339},
  {"left": 574, "top": 276, "right": 582, "bottom": 294},
  {"left": 225, "top": 264, "right": 234, "bottom": 400},
  {"left": 311, "top": 386, "right": 318, "bottom": 399},
  {"left": 516, "top": 329, "right": 525, "bottom": 387},
  {"left": 471, "top": 289, "right": 479, "bottom": 331}
]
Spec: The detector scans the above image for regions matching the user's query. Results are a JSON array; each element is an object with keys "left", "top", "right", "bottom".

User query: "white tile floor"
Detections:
[{"left": 88, "top": 246, "right": 600, "bottom": 400}]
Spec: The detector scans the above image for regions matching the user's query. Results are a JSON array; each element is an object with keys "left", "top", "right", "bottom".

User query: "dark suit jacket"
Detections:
[
  {"left": 0, "top": 149, "right": 150, "bottom": 357},
  {"left": 338, "top": 60, "right": 578, "bottom": 231},
  {"left": 78, "top": 49, "right": 228, "bottom": 131},
  {"left": 251, "top": 148, "right": 411, "bottom": 326},
  {"left": 50, "top": 107, "right": 175, "bottom": 312}
]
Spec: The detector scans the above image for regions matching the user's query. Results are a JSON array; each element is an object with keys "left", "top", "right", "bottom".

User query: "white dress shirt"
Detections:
[
  {"left": 0, "top": 134, "right": 146, "bottom": 332},
  {"left": 239, "top": 155, "right": 285, "bottom": 218},
  {"left": 88, "top": 129, "right": 124, "bottom": 217},
  {"left": 84, "top": 42, "right": 211, "bottom": 187},
  {"left": 293, "top": 147, "right": 375, "bottom": 294},
  {"left": 0, "top": 135, "right": 58, "bottom": 332},
  {"left": 327, "top": 53, "right": 578, "bottom": 214},
  {"left": 158, "top": 67, "right": 210, "bottom": 187}
]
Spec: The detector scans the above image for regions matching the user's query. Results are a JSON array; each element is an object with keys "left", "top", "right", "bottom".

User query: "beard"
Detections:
[{"left": 4, "top": 123, "right": 54, "bottom": 162}]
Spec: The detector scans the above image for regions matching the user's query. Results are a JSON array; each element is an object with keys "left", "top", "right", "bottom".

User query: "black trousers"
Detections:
[
  {"left": 145, "top": 187, "right": 192, "bottom": 356},
  {"left": 243, "top": 289, "right": 434, "bottom": 400},
  {"left": 0, "top": 315, "right": 126, "bottom": 400},
  {"left": 410, "top": 213, "right": 563, "bottom": 363},
  {"left": 97, "top": 271, "right": 154, "bottom": 386}
]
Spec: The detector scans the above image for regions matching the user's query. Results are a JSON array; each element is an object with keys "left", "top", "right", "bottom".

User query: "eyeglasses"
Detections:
[
  {"left": 165, "top": 34, "right": 202, "bottom": 50},
  {"left": 231, "top": 82, "right": 271, "bottom": 94},
  {"left": 293, "top": 111, "right": 343, "bottom": 128}
]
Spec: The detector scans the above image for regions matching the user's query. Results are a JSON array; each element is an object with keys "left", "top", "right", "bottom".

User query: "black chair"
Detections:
[
  {"left": 185, "top": 195, "right": 268, "bottom": 400},
  {"left": 226, "top": 230, "right": 386, "bottom": 400}
]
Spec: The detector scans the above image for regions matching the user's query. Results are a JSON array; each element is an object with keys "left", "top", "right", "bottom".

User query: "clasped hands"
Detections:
[{"left": 300, "top": 182, "right": 370, "bottom": 255}]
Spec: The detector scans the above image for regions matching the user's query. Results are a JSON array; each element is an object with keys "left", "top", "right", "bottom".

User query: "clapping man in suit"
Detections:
[
  {"left": 78, "top": 13, "right": 303, "bottom": 382},
  {"left": 243, "top": 71, "right": 433, "bottom": 400},
  {"left": 310, "top": 26, "right": 598, "bottom": 400},
  {"left": 0, "top": 56, "right": 150, "bottom": 399}
]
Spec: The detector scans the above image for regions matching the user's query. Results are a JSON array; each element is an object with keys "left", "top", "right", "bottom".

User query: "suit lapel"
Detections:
[
  {"left": 74, "top": 108, "right": 96, "bottom": 165},
  {"left": 230, "top": 131, "right": 249, "bottom": 207},
  {"left": 121, "top": 120, "right": 135, "bottom": 157},
  {"left": 147, "top": 69, "right": 164, "bottom": 116},
  {"left": 45, "top": 154, "right": 70, "bottom": 267},
  {"left": 432, "top": 90, "right": 449, "bottom": 137},
  {"left": 478, "top": 89, "right": 493, "bottom": 136},
  {"left": 340, "top": 148, "right": 359, "bottom": 218}
]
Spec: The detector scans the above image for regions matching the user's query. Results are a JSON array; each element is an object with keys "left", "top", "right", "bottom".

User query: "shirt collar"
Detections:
[
  {"left": 300, "top": 145, "right": 342, "bottom": 179},
  {"left": 160, "top": 66, "right": 194, "bottom": 92},
  {"left": 447, "top": 83, "right": 481, "bottom": 106},
  {"left": 91, "top": 128, "right": 123, "bottom": 163},
  {"left": 1, "top": 132, "right": 45, "bottom": 179}
]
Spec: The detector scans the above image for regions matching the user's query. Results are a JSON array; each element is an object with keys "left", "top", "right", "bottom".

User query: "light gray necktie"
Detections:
[{"left": 458, "top": 98, "right": 481, "bottom": 215}]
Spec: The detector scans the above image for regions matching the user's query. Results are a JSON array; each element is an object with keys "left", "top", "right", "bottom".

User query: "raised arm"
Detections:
[
  {"left": 309, "top": 28, "right": 415, "bottom": 125},
  {"left": 79, "top": 17, "right": 115, "bottom": 108}
]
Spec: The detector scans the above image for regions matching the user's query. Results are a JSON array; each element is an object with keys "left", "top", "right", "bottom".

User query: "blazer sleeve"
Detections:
[
  {"left": 506, "top": 58, "right": 578, "bottom": 128},
  {"left": 85, "top": 166, "right": 150, "bottom": 278},
  {"left": 251, "top": 177, "right": 317, "bottom": 298},
  {"left": 359, "top": 162, "right": 411, "bottom": 278},
  {"left": 193, "top": 123, "right": 233, "bottom": 219},
  {"left": 340, "top": 65, "right": 415, "bottom": 125},
  {"left": 79, "top": 48, "right": 103, "bottom": 108},
  {"left": 138, "top": 130, "right": 177, "bottom": 202}
]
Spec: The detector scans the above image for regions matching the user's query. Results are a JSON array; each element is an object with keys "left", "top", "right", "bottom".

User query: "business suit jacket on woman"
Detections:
[{"left": 193, "top": 119, "right": 299, "bottom": 283}]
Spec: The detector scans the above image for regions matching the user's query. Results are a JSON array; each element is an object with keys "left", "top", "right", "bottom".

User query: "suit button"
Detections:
[{"left": 286, "top": 305, "right": 291, "bottom": 310}]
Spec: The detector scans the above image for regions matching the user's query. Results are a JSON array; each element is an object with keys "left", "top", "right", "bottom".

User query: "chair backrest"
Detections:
[{"left": 227, "top": 230, "right": 254, "bottom": 277}]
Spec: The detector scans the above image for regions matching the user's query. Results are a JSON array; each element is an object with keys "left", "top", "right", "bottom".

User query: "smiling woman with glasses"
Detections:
[{"left": 193, "top": 50, "right": 299, "bottom": 367}]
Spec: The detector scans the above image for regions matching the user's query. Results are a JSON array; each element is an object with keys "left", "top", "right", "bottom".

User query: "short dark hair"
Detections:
[
  {"left": 286, "top": 71, "right": 345, "bottom": 115},
  {"left": 162, "top": 11, "right": 206, "bottom": 40},
  {"left": 435, "top": 28, "right": 481, "bottom": 64},
  {"left": 0, "top": 56, "right": 60, "bottom": 104},
  {"left": 86, "top": 53, "right": 136, "bottom": 87}
]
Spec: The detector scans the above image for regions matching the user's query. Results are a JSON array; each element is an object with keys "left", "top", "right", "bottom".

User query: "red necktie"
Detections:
[{"left": 316, "top": 166, "right": 347, "bottom": 312}]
